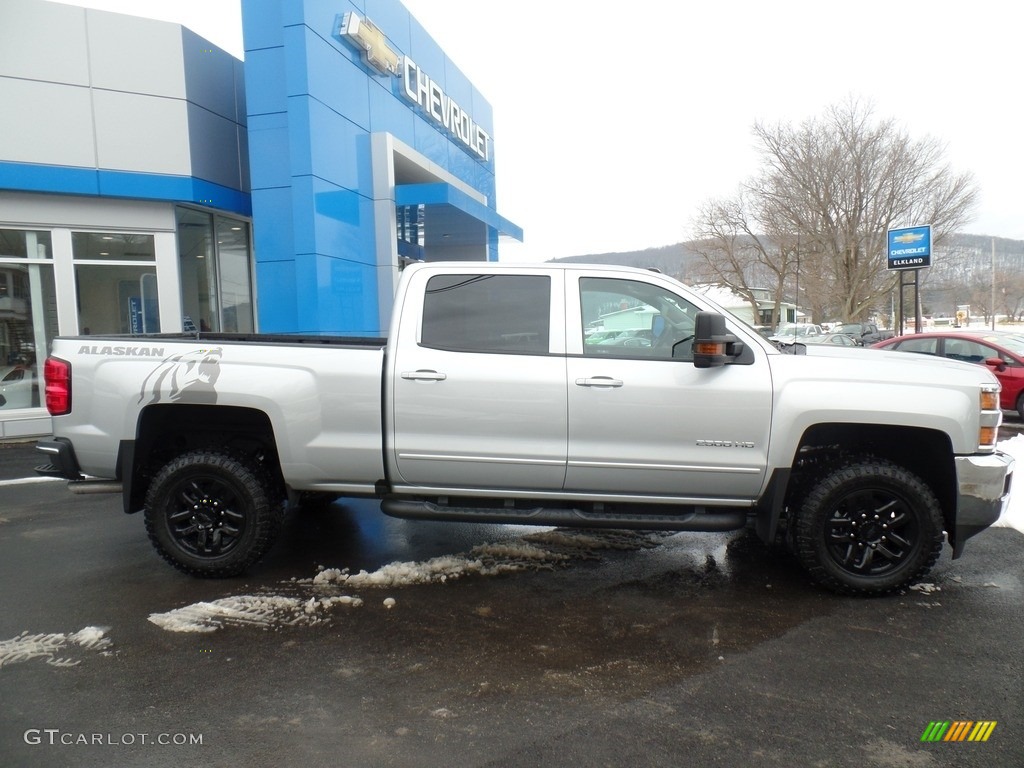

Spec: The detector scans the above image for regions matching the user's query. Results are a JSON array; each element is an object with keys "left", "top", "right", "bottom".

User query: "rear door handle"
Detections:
[
  {"left": 401, "top": 370, "right": 447, "bottom": 381},
  {"left": 575, "top": 376, "right": 623, "bottom": 388}
]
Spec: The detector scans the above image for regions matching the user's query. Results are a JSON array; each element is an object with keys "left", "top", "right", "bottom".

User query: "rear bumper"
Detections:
[
  {"left": 35, "top": 438, "right": 83, "bottom": 480},
  {"left": 952, "top": 450, "right": 1014, "bottom": 557}
]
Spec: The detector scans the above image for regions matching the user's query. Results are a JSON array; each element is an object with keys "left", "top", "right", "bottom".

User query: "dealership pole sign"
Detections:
[{"left": 887, "top": 225, "right": 932, "bottom": 270}]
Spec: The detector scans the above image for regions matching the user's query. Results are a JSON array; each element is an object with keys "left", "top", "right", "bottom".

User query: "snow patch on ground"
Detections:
[
  {"left": 0, "top": 476, "right": 62, "bottom": 488},
  {"left": 995, "top": 434, "right": 1024, "bottom": 533},
  {"left": 148, "top": 594, "right": 364, "bottom": 633},
  {"left": 149, "top": 529, "right": 670, "bottom": 634},
  {"left": 311, "top": 541, "right": 569, "bottom": 588},
  {"left": 0, "top": 626, "right": 112, "bottom": 668}
]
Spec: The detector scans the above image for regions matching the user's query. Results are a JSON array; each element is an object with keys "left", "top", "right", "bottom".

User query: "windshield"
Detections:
[{"left": 985, "top": 333, "right": 1024, "bottom": 356}]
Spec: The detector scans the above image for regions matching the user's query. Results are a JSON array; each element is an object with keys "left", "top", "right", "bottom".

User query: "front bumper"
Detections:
[{"left": 952, "top": 450, "right": 1014, "bottom": 557}]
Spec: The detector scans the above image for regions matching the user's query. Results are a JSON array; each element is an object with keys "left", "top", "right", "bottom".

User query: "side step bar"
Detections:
[{"left": 381, "top": 497, "right": 749, "bottom": 532}]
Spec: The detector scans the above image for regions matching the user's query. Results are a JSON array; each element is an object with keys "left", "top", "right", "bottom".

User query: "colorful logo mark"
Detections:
[{"left": 921, "top": 721, "right": 997, "bottom": 742}]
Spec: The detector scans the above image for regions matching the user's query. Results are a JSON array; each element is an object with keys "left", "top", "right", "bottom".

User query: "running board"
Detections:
[{"left": 381, "top": 497, "right": 749, "bottom": 532}]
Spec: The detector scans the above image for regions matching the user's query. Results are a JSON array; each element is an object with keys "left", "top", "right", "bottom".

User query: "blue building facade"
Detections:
[{"left": 243, "top": 0, "right": 521, "bottom": 334}]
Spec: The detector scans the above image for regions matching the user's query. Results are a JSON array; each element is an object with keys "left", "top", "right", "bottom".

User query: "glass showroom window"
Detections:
[
  {"left": 0, "top": 229, "right": 57, "bottom": 410},
  {"left": 72, "top": 232, "right": 159, "bottom": 334},
  {"left": 177, "top": 208, "right": 253, "bottom": 333}
]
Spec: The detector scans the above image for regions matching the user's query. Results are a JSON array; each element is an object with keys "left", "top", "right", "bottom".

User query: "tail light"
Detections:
[{"left": 44, "top": 357, "right": 71, "bottom": 416}]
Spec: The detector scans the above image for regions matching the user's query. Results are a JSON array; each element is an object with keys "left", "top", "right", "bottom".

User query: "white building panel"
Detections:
[
  {"left": 92, "top": 90, "right": 191, "bottom": 176},
  {"left": 0, "top": 0, "right": 90, "bottom": 85},
  {"left": 0, "top": 78, "right": 96, "bottom": 167},
  {"left": 86, "top": 8, "right": 187, "bottom": 99}
]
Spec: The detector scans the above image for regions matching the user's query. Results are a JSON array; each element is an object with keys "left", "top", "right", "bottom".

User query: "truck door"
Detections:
[
  {"left": 389, "top": 269, "right": 568, "bottom": 491},
  {"left": 564, "top": 274, "right": 771, "bottom": 501}
]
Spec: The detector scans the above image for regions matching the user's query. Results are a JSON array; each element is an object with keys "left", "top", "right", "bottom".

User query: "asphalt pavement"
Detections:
[{"left": 0, "top": 438, "right": 44, "bottom": 481}]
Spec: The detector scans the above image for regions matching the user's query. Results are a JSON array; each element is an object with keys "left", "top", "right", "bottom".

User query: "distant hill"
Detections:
[
  {"left": 550, "top": 234, "right": 1024, "bottom": 280},
  {"left": 550, "top": 243, "right": 703, "bottom": 279}
]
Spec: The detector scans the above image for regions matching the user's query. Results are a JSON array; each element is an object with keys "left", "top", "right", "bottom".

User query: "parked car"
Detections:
[
  {"left": 832, "top": 322, "right": 895, "bottom": 346},
  {"left": 0, "top": 364, "right": 37, "bottom": 409},
  {"left": 873, "top": 330, "right": 1024, "bottom": 416},
  {"left": 768, "top": 323, "right": 823, "bottom": 345},
  {"left": 798, "top": 333, "right": 861, "bottom": 347}
]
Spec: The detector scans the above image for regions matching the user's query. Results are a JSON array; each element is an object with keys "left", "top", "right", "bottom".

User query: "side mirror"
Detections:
[
  {"left": 984, "top": 357, "right": 1007, "bottom": 373},
  {"left": 693, "top": 311, "right": 744, "bottom": 368}
]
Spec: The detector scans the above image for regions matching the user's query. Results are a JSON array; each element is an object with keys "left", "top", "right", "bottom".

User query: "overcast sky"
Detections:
[{"left": 54, "top": 0, "right": 1024, "bottom": 262}]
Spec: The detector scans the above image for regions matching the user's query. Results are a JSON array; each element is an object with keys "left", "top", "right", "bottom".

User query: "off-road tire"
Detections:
[
  {"left": 144, "top": 450, "right": 282, "bottom": 577},
  {"left": 793, "top": 457, "right": 944, "bottom": 595}
]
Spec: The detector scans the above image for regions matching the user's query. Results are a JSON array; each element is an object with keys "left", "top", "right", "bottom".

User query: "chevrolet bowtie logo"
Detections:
[
  {"left": 893, "top": 231, "right": 925, "bottom": 244},
  {"left": 339, "top": 12, "right": 401, "bottom": 76}
]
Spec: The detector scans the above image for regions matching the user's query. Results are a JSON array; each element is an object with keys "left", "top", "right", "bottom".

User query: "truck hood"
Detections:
[
  {"left": 764, "top": 344, "right": 998, "bottom": 455},
  {"left": 770, "top": 343, "right": 999, "bottom": 389}
]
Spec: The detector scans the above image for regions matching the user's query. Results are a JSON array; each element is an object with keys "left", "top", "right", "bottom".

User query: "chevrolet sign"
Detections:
[
  {"left": 887, "top": 225, "right": 932, "bottom": 270},
  {"left": 338, "top": 12, "right": 491, "bottom": 161}
]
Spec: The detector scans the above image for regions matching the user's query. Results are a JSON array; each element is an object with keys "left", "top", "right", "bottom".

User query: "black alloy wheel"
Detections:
[
  {"left": 794, "top": 458, "right": 944, "bottom": 595},
  {"left": 144, "top": 450, "right": 282, "bottom": 577}
]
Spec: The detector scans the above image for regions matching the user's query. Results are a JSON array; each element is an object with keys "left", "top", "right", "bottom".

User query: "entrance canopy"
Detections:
[{"left": 395, "top": 183, "right": 523, "bottom": 246}]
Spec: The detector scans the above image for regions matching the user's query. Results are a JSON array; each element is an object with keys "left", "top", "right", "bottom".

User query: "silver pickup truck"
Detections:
[{"left": 36, "top": 262, "right": 1013, "bottom": 594}]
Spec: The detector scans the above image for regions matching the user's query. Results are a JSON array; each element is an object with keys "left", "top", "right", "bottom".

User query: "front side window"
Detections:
[
  {"left": 421, "top": 274, "right": 550, "bottom": 354},
  {"left": 944, "top": 339, "right": 994, "bottom": 365},
  {"left": 580, "top": 277, "right": 699, "bottom": 360}
]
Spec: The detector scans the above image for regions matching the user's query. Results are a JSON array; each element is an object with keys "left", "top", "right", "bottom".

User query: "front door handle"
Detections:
[
  {"left": 401, "top": 370, "right": 447, "bottom": 381},
  {"left": 575, "top": 376, "right": 623, "bottom": 388}
]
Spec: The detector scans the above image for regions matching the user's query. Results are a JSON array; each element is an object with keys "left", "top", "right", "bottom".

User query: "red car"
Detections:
[{"left": 872, "top": 330, "right": 1024, "bottom": 416}]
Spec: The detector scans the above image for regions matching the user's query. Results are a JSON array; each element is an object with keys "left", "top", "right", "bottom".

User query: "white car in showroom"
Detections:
[{"left": 0, "top": 365, "right": 37, "bottom": 409}]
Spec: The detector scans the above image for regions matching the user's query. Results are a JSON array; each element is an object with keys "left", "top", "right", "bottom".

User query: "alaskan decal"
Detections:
[
  {"left": 138, "top": 348, "right": 223, "bottom": 405},
  {"left": 78, "top": 345, "right": 166, "bottom": 357}
]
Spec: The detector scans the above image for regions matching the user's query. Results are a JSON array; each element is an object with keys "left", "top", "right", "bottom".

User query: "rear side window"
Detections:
[
  {"left": 893, "top": 337, "right": 939, "bottom": 355},
  {"left": 421, "top": 274, "right": 550, "bottom": 354}
]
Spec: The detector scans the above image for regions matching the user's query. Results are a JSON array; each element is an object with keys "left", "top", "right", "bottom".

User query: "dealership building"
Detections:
[{"left": 0, "top": 0, "right": 521, "bottom": 437}]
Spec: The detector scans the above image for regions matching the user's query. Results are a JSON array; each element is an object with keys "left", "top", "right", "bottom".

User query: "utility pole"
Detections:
[
  {"left": 795, "top": 234, "right": 800, "bottom": 324},
  {"left": 992, "top": 237, "right": 997, "bottom": 330}
]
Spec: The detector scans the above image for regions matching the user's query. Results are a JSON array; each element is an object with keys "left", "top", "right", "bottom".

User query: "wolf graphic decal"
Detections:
[{"left": 138, "top": 348, "right": 223, "bottom": 405}]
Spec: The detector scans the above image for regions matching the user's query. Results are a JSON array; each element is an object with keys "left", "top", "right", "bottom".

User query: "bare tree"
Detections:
[
  {"left": 689, "top": 193, "right": 797, "bottom": 328},
  {"left": 691, "top": 97, "right": 979, "bottom": 323}
]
